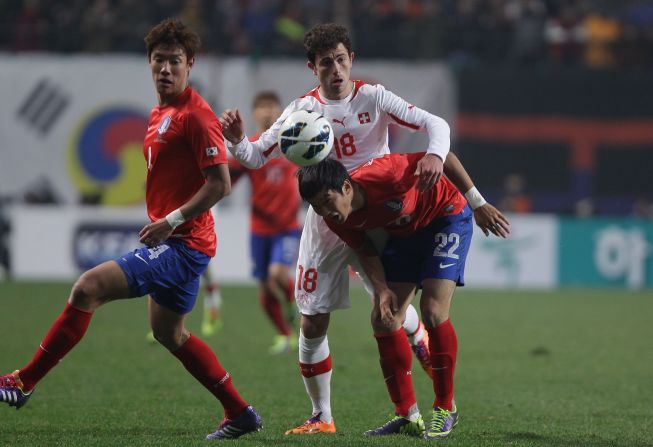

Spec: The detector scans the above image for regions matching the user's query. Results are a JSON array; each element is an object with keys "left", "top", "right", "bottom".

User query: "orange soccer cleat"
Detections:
[
  {"left": 411, "top": 323, "right": 433, "bottom": 379},
  {"left": 284, "top": 413, "right": 336, "bottom": 435}
]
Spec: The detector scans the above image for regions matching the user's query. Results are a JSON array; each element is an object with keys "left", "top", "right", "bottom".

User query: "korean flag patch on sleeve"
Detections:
[{"left": 206, "top": 147, "right": 219, "bottom": 156}]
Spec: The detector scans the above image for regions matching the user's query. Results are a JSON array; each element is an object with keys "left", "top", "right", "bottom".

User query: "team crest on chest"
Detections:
[
  {"left": 358, "top": 112, "right": 371, "bottom": 124},
  {"left": 384, "top": 199, "right": 403, "bottom": 212},
  {"left": 158, "top": 116, "right": 172, "bottom": 135},
  {"left": 156, "top": 116, "right": 172, "bottom": 143}
]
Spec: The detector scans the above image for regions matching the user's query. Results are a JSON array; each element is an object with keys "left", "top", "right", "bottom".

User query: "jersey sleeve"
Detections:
[
  {"left": 228, "top": 100, "right": 300, "bottom": 169},
  {"left": 376, "top": 84, "right": 451, "bottom": 162},
  {"left": 324, "top": 219, "right": 365, "bottom": 250},
  {"left": 185, "top": 109, "right": 228, "bottom": 169}
]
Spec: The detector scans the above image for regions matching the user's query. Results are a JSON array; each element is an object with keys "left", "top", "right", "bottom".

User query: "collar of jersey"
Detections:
[{"left": 319, "top": 84, "right": 355, "bottom": 105}]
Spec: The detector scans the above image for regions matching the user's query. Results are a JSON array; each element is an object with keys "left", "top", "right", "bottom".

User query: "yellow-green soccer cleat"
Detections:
[
  {"left": 201, "top": 307, "right": 223, "bottom": 337},
  {"left": 424, "top": 404, "right": 459, "bottom": 440},
  {"left": 364, "top": 414, "right": 425, "bottom": 436},
  {"left": 268, "top": 334, "right": 298, "bottom": 355}
]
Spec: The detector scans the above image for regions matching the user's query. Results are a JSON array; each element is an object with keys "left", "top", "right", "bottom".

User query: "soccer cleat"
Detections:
[
  {"left": 424, "top": 404, "right": 458, "bottom": 440},
  {"left": 284, "top": 413, "right": 336, "bottom": 435},
  {"left": 411, "top": 324, "right": 433, "bottom": 378},
  {"left": 268, "top": 334, "right": 297, "bottom": 355},
  {"left": 364, "top": 414, "right": 425, "bottom": 436},
  {"left": 206, "top": 405, "right": 263, "bottom": 440},
  {"left": 0, "top": 371, "right": 32, "bottom": 410},
  {"left": 201, "top": 307, "right": 223, "bottom": 337},
  {"left": 146, "top": 330, "right": 157, "bottom": 344}
]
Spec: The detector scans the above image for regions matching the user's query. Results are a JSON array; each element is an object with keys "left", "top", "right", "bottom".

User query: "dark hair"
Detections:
[
  {"left": 303, "top": 23, "right": 352, "bottom": 64},
  {"left": 144, "top": 18, "right": 201, "bottom": 60},
  {"left": 297, "top": 158, "right": 351, "bottom": 201},
  {"left": 252, "top": 90, "right": 281, "bottom": 108}
]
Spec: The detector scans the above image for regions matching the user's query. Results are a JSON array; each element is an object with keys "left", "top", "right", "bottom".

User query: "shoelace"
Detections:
[
  {"left": 300, "top": 415, "right": 323, "bottom": 427},
  {"left": 428, "top": 409, "right": 449, "bottom": 431}
]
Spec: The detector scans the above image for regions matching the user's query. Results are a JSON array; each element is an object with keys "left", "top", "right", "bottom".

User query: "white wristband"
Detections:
[
  {"left": 464, "top": 186, "right": 487, "bottom": 210},
  {"left": 165, "top": 208, "right": 186, "bottom": 229}
]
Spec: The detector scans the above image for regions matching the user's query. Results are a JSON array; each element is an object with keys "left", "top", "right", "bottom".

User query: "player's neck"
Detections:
[
  {"left": 158, "top": 85, "right": 188, "bottom": 107},
  {"left": 351, "top": 182, "right": 366, "bottom": 211},
  {"left": 319, "top": 80, "right": 354, "bottom": 101}
]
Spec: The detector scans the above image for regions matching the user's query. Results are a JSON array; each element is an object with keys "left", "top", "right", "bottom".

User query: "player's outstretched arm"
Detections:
[
  {"left": 219, "top": 109, "right": 271, "bottom": 169},
  {"left": 139, "top": 164, "right": 231, "bottom": 246},
  {"left": 356, "top": 238, "right": 398, "bottom": 327},
  {"left": 444, "top": 151, "right": 510, "bottom": 238}
]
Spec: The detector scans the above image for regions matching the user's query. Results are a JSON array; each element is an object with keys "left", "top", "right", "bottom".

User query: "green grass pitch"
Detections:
[{"left": 1, "top": 281, "right": 651, "bottom": 446}]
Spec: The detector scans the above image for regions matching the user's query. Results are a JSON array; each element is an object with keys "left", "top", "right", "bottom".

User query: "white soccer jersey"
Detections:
[{"left": 229, "top": 80, "right": 450, "bottom": 171}]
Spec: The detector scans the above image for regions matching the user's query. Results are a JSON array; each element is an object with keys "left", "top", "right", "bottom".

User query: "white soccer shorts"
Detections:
[{"left": 294, "top": 206, "right": 385, "bottom": 315}]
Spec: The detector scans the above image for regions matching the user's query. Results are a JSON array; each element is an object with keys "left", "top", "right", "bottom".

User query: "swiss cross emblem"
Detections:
[{"left": 358, "top": 112, "right": 371, "bottom": 124}]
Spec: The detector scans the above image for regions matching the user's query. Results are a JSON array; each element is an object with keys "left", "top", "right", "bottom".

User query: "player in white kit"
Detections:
[{"left": 220, "top": 23, "right": 508, "bottom": 435}]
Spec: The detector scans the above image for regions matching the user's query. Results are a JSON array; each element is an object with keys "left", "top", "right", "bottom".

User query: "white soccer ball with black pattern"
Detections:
[{"left": 277, "top": 110, "right": 334, "bottom": 166}]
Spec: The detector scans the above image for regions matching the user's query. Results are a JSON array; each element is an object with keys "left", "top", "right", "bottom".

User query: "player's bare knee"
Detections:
[
  {"left": 69, "top": 273, "right": 102, "bottom": 310},
  {"left": 420, "top": 299, "right": 450, "bottom": 327},
  {"left": 152, "top": 328, "right": 184, "bottom": 351},
  {"left": 300, "top": 313, "right": 329, "bottom": 338}
]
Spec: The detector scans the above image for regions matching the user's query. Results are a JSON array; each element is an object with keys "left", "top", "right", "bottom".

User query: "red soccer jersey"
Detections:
[
  {"left": 325, "top": 152, "right": 467, "bottom": 250},
  {"left": 143, "top": 87, "right": 227, "bottom": 257},
  {"left": 229, "top": 135, "right": 301, "bottom": 235}
]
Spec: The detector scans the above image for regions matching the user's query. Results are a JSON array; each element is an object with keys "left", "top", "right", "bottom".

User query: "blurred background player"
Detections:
[
  {"left": 297, "top": 155, "right": 509, "bottom": 439},
  {"left": 228, "top": 91, "right": 300, "bottom": 354},
  {"left": 200, "top": 261, "right": 223, "bottom": 336},
  {"left": 220, "top": 23, "right": 508, "bottom": 435},
  {"left": 0, "top": 19, "right": 262, "bottom": 441}
]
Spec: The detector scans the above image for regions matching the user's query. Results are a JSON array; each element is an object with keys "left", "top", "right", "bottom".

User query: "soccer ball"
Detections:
[{"left": 277, "top": 110, "right": 334, "bottom": 166}]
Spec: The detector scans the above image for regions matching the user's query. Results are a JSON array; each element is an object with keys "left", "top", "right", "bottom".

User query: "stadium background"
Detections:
[{"left": 0, "top": 1, "right": 652, "bottom": 446}]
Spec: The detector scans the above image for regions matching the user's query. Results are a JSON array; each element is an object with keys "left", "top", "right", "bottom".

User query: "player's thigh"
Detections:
[
  {"left": 70, "top": 260, "right": 131, "bottom": 309},
  {"left": 250, "top": 233, "right": 271, "bottom": 281},
  {"left": 116, "top": 240, "right": 209, "bottom": 311},
  {"left": 295, "top": 207, "right": 352, "bottom": 315},
  {"left": 268, "top": 229, "right": 300, "bottom": 279}
]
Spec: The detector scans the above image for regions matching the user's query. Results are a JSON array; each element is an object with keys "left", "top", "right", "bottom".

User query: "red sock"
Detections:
[
  {"left": 259, "top": 290, "right": 290, "bottom": 336},
  {"left": 284, "top": 279, "right": 295, "bottom": 304},
  {"left": 426, "top": 319, "right": 458, "bottom": 410},
  {"left": 20, "top": 303, "right": 93, "bottom": 391},
  {"left": 374, "top": 328, "right": 416, "bottom": 417},
  {"left": 172, "top": 334, "right": 247, "bottom": 419}
]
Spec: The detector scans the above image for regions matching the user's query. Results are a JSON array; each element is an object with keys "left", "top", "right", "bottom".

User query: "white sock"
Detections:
[
  {"left": 299, "top": 331, "right": 332, "bottom": 423},
  {"left": 403, "top": 304, "right": 424, "bottom": 345}
]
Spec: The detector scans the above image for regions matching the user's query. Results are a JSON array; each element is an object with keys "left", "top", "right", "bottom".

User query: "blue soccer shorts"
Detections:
[
  {"left": 382, "top": 205, "right": 473, "bottom": 286},
  {"left": 115, "top": 238, "right": 210, "bottom": 314},
  {"left": 250, "top": 229, "right": 301, "bottom": 281}
]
